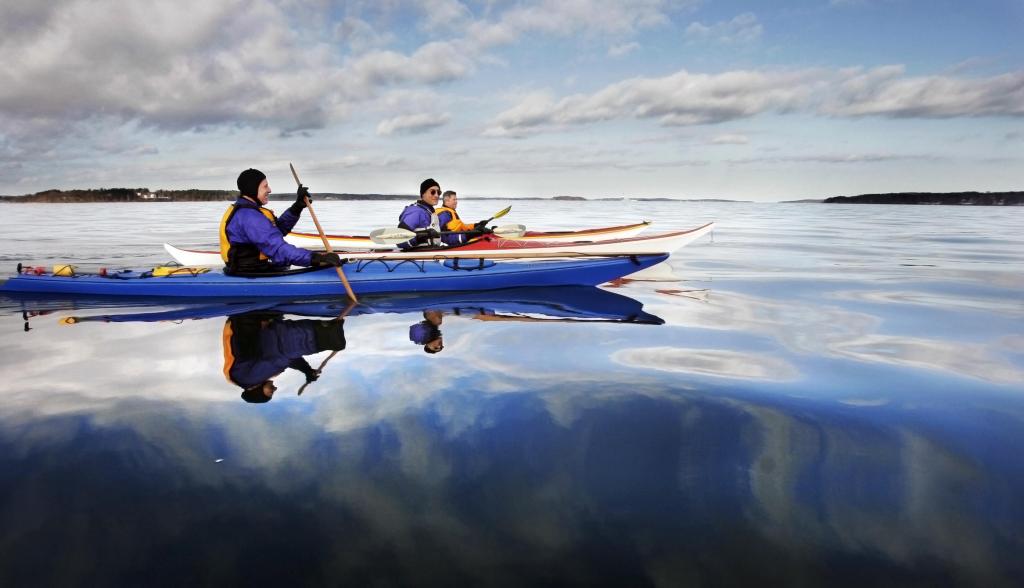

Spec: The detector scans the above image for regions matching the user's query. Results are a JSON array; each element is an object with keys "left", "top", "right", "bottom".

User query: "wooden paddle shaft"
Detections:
[{"left": 290, "top": 164, "right": 357, "bottom": 303}]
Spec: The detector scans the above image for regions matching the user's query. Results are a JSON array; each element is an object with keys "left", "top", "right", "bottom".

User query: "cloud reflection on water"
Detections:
[
  {"left": 645, "top": 288, "right": 1024, "bottom": 384},
  {"left": 1, "top": 367, "right": 1021, "bottom": 585},
  {"left": 613, "top": 346, "right": 800, "bottom": 381}
]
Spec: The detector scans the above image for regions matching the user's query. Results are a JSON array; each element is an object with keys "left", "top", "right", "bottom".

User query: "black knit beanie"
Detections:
[
  {"left": 237, "top": 168, "right": 267, "bottom": 198},
  {"left": 419, "top": 178, "right": 440, "bottom": 197}
]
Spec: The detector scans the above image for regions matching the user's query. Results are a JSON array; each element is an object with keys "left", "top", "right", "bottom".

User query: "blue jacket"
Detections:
[
  {"left": 436, "top": 209, "right": 467, "bottom": 246},
  {"left": 224, "top": 197, "right": 313, "bottom": 268},
  {"left": 397, "top": 200, "right": 436, "bottom": 249},
  {"left": 225, "top": 315, "right": 345, "bottom": 389}
]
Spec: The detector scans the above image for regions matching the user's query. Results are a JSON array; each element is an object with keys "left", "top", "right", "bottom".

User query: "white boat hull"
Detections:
[
  {"left": 165, "top": 222, "right": 714, "bottom": 267},
  {"left": 283, "top": 220, "right": 652, "bottom": 250}
]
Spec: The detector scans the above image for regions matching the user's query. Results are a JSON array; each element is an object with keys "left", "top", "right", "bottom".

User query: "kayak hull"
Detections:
[
  {"left": 17, "top": 286, "right": 663, "bottom": 326},
  {"left": 284, "top": 220, "right": 653, "bottom": 249},
  {"left": 0, "top": 254, "right": 669, "bottom": 298},
  {"left": 166, "top": 222, "right": 714, "bottom": 267}
]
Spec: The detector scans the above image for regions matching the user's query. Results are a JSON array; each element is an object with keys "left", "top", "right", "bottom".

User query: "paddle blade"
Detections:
[
  {"left": 490, "top": 205, "right": 512, "bottom": 220},
  {"left": 491, "top": 224, "right": 527, "bottom": 238},
  {"left": 369, "top": 227, "right": 416, "bottom": 245}
]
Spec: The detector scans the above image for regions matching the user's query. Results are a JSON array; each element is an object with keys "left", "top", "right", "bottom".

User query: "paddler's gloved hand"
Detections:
[
  {"left": 289, "top": 185, "right": 311, "bottom": 214},
  {"left": 311, "top": 252, "right": 342, "bottom": 267},
  {"left": 473, "top": 220, "right": 492, "bottom": 233},
  {"left": 416, "top": 228, "right": 440, "bottom": 244},
  {"left": 290, "top": 358, "right": 318, "bottom": 382}
]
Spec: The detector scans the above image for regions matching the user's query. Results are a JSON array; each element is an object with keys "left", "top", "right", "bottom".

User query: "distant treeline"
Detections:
[
  {"left": 1, "top": 188, "right": 737, "bottom": 203},
  {"left": 2, "top": 189, "right": 444, "bottom": 202},
  {"left": 824, "top": 192, "right": 1024, "bottom": 205},
  {"left": 3, "top": 188, "right": 236, "bottom": 203}
]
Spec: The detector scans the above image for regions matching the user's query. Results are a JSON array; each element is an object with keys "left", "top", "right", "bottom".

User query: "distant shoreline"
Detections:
[
  {"left": 822, "top": 192, "right": 1023, "bottom": 205},
  {"left": 0, "top": 188, "right": 742, "bottom": 203},
  {"left": 1, "top": 188, "right": 1021, "bottom": 204}
]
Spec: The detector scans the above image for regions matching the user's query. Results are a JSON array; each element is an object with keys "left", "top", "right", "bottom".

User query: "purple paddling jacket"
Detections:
[
  {"left": 226, "top": 315, "right": 345, "bottom": 389},
  {"left": 397, "top": 200, "right": 436, "bottom": 249},
  {"left": 224, "top": 197, "right": 314, "bottom": 268}
]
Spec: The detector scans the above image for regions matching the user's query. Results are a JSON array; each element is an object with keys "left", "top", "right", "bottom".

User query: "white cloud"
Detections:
[
  {"left": 466, "top": 0, "right": 693, "bottom": 48},
  {"left": 608, "top": 42, "right": 640, "bottom": 58},
  {"left": 822, "top": 66, "right": 1024, "bottom": 118},
  {"left": 334, "top": 16, "right": 396, "bottom": 53},
  {"left": 709, "top": 134, "right": 749, "bottom": 145},
  {"left": 486, "top": 66, "right": 1024, "bottom": 135},
  {"left": 347, "top": 41, "right": 475, "bottom": 87},
  {"left": 488, "top": 69, "right": 822, "bottom": 133},
  {"left": 376, "top": 112, "right": 452, "bottom": 135},
  {"left": 728, "top": 152, "right": 941, "bottom": 165},
  {"left": 415, "top": 0, "right": 473, "bottom": 31},
  {"left": 685, "top": 12, "right": 762, "bottom": 44},
  {"left": 0, "top": 0, "right": 483, "bottom": 142},
  {"left": 0, "top": 0, "right": 699, "bottom": 144},
  {"left": 0, "top": 0, "right": 354, "bottom": 133}
]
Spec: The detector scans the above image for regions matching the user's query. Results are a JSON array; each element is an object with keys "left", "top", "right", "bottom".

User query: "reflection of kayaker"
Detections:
[
  {"left": 409, "top": 310, "right": 445, "bottom": 354},
  {"left": 222, "top": 312, "right": 346, "bottom": 403}
]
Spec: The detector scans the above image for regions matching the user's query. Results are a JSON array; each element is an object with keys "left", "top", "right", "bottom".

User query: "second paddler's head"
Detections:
[
  {"left": 420, "top": 178, "right": 440, "bottom": 207},
  {"left": 409, "top": 320, "right": 443, "bottom": 354},
  {"left": 238, "top": 168, "right": 270, "bottom": 206}
]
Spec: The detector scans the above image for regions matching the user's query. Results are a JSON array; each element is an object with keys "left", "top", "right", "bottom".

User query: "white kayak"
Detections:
[
  {"left": 282, "top": 220, "right": 652, "bottom": 250},
  {"left": 165, "top": 222, "right": 715, "bottom": 267}
]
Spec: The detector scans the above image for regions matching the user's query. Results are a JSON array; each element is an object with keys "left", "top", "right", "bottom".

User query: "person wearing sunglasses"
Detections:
[{"left": 397, "top": 178, "right": 443, "bottom": 250}]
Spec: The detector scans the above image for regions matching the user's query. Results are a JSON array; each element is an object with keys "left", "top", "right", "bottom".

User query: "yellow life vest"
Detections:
[
  {"left": 434, "top": 205, "right": 471, "bottom": 231},
  {"left": 219, "top": 203, "right": 278, "bottom": 263},
  {"left": 222, "top": 316, "right": 286, "bottom": 388},
  {"left": 222, "top": 319, "right": 236, "bottom": 384}
]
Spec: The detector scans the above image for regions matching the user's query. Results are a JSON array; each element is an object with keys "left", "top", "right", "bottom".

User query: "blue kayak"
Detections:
[{"left": 0, "top": 255, "right": 668, "bottom": 298}]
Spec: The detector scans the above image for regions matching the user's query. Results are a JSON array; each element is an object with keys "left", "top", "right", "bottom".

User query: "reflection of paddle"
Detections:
[
  {"left": 289, "top": 163, "right": 357, "bottom": 303},
  {"left": 369, "top": 224, "right": 526, "bottom": 245},
  {"left": 297, "top": 349, "right": 338, "bottom": 396},
  {"left": 297, "top": 298, "right": 357, "bottom": 396}
]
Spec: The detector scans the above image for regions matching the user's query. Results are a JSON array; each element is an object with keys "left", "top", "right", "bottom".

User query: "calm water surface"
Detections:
[{"left": 1, "top": 201, "right": 1022, "bottom": 586}]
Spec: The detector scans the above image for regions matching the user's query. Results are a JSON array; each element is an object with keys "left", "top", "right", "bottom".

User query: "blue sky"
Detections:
[{"left": 0, "top": 0, "right": 1021, "bottom": 201}]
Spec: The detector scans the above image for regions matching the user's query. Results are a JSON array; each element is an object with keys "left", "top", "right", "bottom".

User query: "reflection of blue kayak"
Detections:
[
  {"left": 0, "top": 255, "right": 668, "bottom": 298},
  {"left": 24, "top": 287, "right": 663, "bottom": 325}
]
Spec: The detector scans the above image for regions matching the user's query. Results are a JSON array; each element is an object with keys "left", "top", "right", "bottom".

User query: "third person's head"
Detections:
[{"left": 442, "top": 190, "right": 457, "bottom": 209}]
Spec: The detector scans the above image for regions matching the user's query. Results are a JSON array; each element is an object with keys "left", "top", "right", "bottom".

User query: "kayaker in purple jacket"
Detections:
[
  {"left": 409, "top": 310, "right": 444, "bottom": 354},
  {"left": 397, "top": 178, "right": 443, "bottom": 250},
  {"left": 224, "top": 311, "right": 346, "bottom": 403},
  {"left": 220, "top": 168, "right": 342, "bottom": 274}
]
